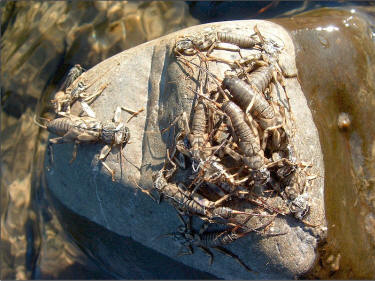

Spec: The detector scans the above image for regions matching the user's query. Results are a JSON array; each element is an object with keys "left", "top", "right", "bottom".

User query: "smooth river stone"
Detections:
[{"left": 45, "top": 20, "right": 326, "bottom": 279}]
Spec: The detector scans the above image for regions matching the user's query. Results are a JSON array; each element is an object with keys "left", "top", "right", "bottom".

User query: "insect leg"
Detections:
[
  {"left": 102, "top": 162, "right": 115, "bottom": 182},
  {"left": 161, "top": 112, "right": 183, "bottom": 134},
  {"left": 212, "top": 194, "right": 231, "bottom": 207},
  {"left": 175, "top": 210, "right": 188, "bottom": 227},
  {"left": 198, "top": 245, "right": 214, "bottom": 265},
  {"left": 69, "top": 141, "right": 79, "bottom": 164},
  {"left": 191, "top": 180, "right": 204, "bottom": 196},
  {"left": 206, "top": 41, "right": 217, "bottom": 57},
  {"left": 206, "top": 55, "right": 238, "bottom": 66},
  {"left": 113, "top": 106, "right": 122, "bottom": 123},
  {"left": 265, "top": 157, "right": 295, "bottom": 168},
  {"left": 80, "top": 101, "right": 96, "bottom": 118},
  {"left": 222, "top": 144, "right": 242, "bottom": 162},
  {"left": 49, "top": 136, "right": 67, "bottom": 145},
  {"left": 99, "top": 144, "right": 111, "bottom": 160},
  {"left": 165, "top": 148, "right": 177, "bottom": 179},
  {"left": 47, "top": 142, "right": 55, "bottom": 166},
  {"left": 48, "top": 136, "right": 69, "bottom": 165},
  {"left": 173, "top": 151, "right": 186, "bottom": 169},
  {"left": 211, "top": 40, "right": 244, "bottom": 57},
  {"left": 83, "top": 82, "right": 108, "bottom": 104},
  {"left": 177, "top": 245, "right": 194, "bottom": 257},
  {"left": 261, "top": 124, "right": 282, "bottom": 151},
  {"left": 127, "top": 108, "right": 144, "bottom": 123},
  {"left": 213, "top": 246, "right": 255, "bottom": 273},
  {"left": 254, "top": 25, "right": 265, "bottom": 45},
  {"left": 99, "top": 144, "right": 115, "bottom": 181}
]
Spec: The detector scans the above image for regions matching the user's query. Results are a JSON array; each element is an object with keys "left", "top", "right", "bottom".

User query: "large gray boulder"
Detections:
[{"left": 45, "top": 20, "right": 326, "bottom": 279}]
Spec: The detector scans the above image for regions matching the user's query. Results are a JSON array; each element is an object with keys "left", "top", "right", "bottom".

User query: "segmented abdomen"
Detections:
[
  {"left": 47, "top": 117, "right": 74, "bottom": 136},
  {"left": 211, "top": 206, "right": 236, "bottom": 219},
  {"left": 222, "top": 101, "right": 260, "bottom": 156},
  {"left": 223, "top": 77, "right": 274, "bottom": 119},
  {"left": 162, "top": 183, "right": 206, "bottom": 216},
  {"left": 200, "top": 230, "right": 240, "bottom": 247},
  {"left": 247, "top": 66, "right": 273, "bottom": 94},
  {"left": 191, "top": 102, "right": 206, "bottom": 137},
  {"left": 217, "top": 32, "right": 257, "bottom": 48},
  {"left": 190, "top": 101, "right": 207, "bottom": 160},
  {"left": 61, "top": 64, "right": 83, "bottom": 91},
  {"left": 222, "top": 101, "right": 263, "bottom": 169}
]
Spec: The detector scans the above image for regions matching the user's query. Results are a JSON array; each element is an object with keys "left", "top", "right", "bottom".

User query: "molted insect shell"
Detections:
[
  {"left": 217, "top": 31, "right": 257, "bottom": 48},
  {"left": 102, "top": 122, "right": 116, "bottom": 144},
  {"left": 175, "top": 38, "right": 195, "bottom": 54},
  {"left": 101, "top": 121, "right": 129, "bottom": 145},
  {"left": 289, "top": 194, "right": 310, "bottom": 219},
  {"left": 198, "top": 32, "right": 216, "bottom": 49},
  {"left": 285, "top": 185, "right": 299, "bottom": 200},
  {"left": 152, "top": 171, "right": 168, "bottom": 191},
  {"left": 68, "top": 80, "right": 86, "bottom": 100},
  {"left": 114, "top": 124, "right": 130, "bottom": 145},
  {"left": 223, "top": 77, "right": 275, "bottom": 120},
  {"left": 242, "top": 155, "right": 263, "bottom": 170},
  {"left": 62, "top": 64, "right": 84, "bottom": 90},
  {"left": 276, "top": 165, "right": 296, "bottom": 185},
  {"left": 101, "top": 121, "right": 116, "bottom": 144},
  {"left": 253, "top": 167, "right": 270, "bottom": 184}
]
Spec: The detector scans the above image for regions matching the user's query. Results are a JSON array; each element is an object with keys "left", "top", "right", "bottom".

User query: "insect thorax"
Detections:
[
  {"left": 101, "top": 121, "right": 129, "bottom": 144},
  {"left": 152, "top": 171, "right": 168, "bottom": 191},
  {"left": 175, "top": 32, "right": 216, "bottom": 54}
]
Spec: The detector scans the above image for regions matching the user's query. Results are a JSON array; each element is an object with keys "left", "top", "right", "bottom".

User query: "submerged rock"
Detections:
[{"left": 45, "top": 20, "right": 326, "bottom": 279}]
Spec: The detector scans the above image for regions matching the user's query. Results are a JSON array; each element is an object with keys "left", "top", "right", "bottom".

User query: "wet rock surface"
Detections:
[
  {"left": 273, "top": 8, "right": 375, "bottom": 279},
  {"left": 45, "top": 20, "right": 326, "bottom": 279}
]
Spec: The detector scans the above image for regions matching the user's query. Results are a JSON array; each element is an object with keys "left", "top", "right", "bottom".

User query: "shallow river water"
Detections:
[{"left": 1, "top": 1, "right": 374, "bottom": 279}]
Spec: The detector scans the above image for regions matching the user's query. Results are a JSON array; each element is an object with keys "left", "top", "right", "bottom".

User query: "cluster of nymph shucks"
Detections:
[
  {"left": 35, "top": 64, "right": 131, "bottom": 181},
  {"left": 141, "top": 27, "right": 316, "bottom": 272}
]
